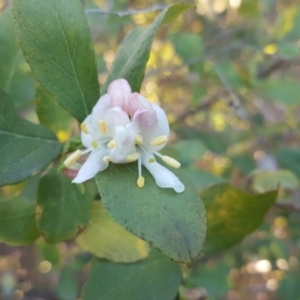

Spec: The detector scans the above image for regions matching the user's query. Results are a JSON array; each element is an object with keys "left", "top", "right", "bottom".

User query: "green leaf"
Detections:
[
  {"left": 278, "top": 42, "right": 299, "bottom": 59},
  {"left": 169, "top": 32, "right": 203, "bottom": 61},
  {"left": 181, "top": 167, "right": 226, "bottom": 190},
  {"left": 251, "top": 169, "right": 299, "bottom": 192},
  {"left": 37, "top": 171, "right": 91, "bottom": 243},
  {"left": 0, "top": 197, "right": 40, "bottom": 245},
  {"left": 96, "top": 164, "right": 206, "bottom": 265},
  {"left": 189, "top": 260, "right": 231, "bottom": 299},
  {"left": 260, "top": 79, "right": 300, "bottom": 105},
  {"left": 76, "top": 201, "right": 149, "bottom": 263},
  {"left": 238, "top": 0, "right": 260, "bottom": 18},
  {"left": 171, "top": 139, "right": 206, "bottom": 167},
  {"left": 276, "top": 148, "right": 300, "bottom": 178},
  {"left": 0, "top": 91, "right": 61, "bottom": 187},
  {"left": 102, "top": 4, "right": 191, "bottom": 94},
  {"left": 200, "top": 183, "right": 277, "bottom": 253},
  {"left": 36, "top": 84, "right": 72, "bottom": 141},
  {"left": 13, "top": 0, "right": 100, "bottom": 122},
  {"left": 82, "top": 249, "right": 182, "bottom": 300},
  {"left": 0, "top": 9, "right": 35, "bottom": 109}
]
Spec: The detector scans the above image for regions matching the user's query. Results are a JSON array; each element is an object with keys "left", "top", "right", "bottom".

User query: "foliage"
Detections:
[{"left": 0, "top": 0, "right": 300, "bottom": 299}]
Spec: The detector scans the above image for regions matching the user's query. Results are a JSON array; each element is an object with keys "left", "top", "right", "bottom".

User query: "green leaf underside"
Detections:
[
  {"left": 0, "top": 91, "right": 61, "bottom": 186},
  {"left": 0, "top": 9, "right": 35, "bottom": 109},
  {"left": 76, "top": 201, "right": 150, "bottom": 263},
  {"left": 96, "top": 163, "right": 206, "bottom": 265},
  {"left": 37, "top": 171, "right": 91, "bottom": 243},
  {"left": 102, "top": 4, "right": 191, "bottom": 94},
  {"left": 82, "top": 249, "right": 182, "bottom": 300},
  {"left": 0, "top": 197, "right": 40, "bottom": 245},
  {"left": 13, "top": 0, "right": 100, "bottom": 122},
  {"left": 200, "top": 183, "right": 277, "bottom": 254}
]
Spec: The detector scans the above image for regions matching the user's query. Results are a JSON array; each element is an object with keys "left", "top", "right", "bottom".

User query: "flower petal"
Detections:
[
  {"left": 141, "top": 153, "right": 185, "bottom": 193},
  {"left": 105, "top": 107, "right": 130, "bottom": 136},
  {"left": 128, "top": 92, "right": 154, "bottom": 117},
  {"left": 81, "top": 115, "right": 97, "bottom": 148},
  {"left": 72, "top": 148, "right": 109, "bottom": 184},
  {"left": 132, "top": 108, "right": 157, "bottom": 137},
  {"left": 149, "top": 103, "right": 170, "bottom": 139},
  {"left": 109, "top": 126, "right": 136, "bottom": 163},
  {"left": 91, "top": 94, "right": 111, "bottom": 125},
  {"left": 108, "top": 79, "right": 131, "bottom": 112}
]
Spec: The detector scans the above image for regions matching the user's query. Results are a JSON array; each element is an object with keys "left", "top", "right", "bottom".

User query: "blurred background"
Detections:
[{"left": 1, "top": 0, "right": 300, "bottom": 299}]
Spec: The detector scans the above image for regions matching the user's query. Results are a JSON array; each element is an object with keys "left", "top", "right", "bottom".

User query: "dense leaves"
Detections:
[
  {"left": 96, "top": 164, "right": 206, "bottom": 265},
  {"left": 0, "top": 91, "right": 61, "bottom": 186},
  {"left": 37, "top": 171, "right": 91, "bottom": 243},
  {"left": 13, "top": 0, "right": 100, "bottom": 122},
  {"left": 200, "top": 183, "right": 278, "bottom": 253},
  {"left": 76, "top": 201, "right": 149, "bottom": 263},
  {"left": 82, "top": 249, "right": 182, "bottom": 300}
]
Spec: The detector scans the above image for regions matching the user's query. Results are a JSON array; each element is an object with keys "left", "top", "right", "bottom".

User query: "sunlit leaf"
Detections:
[
  {"left": 37, "top": 171, "right": 91, "bottom": 243},
  {"left": 0, "top": 91, "right": 61, "bottom": 186},
  {"left": 13, "top": 0, "right": 100, "bottom": 122},
  {"left": 76, "top": 201, "right": 149, "bottom": 263},
  {"left": 200, "top": 183, "right": 277, "bottom": 253},
  {"left": 96, "top": 163, "right": 206, "bottom": 265},
  {"left": 82, "top": 249, "right": 182, "bottom": 300}
]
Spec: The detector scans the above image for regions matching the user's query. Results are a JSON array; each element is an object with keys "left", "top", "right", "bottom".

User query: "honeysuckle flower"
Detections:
[{"left": 64, "top": 79, "right": 185, "bottom": 193}]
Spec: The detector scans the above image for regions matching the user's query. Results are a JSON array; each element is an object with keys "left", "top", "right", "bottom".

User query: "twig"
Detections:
[
  {"left": 210, "top": 61, "right": 247, "bottom": 119},
  {"left": 174, "top": 89, "right": 227, "bottom": 123},
  {"left": 275, "top": 202, "right": 300, "bottom": 213},
  {"left": 85, "top": 4, "right": 167, "bottom": 17}
]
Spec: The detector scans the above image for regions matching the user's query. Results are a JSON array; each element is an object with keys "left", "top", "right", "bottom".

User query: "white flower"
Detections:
[{"left": 64, "top": 79, "right": 185, "bottom": 193}]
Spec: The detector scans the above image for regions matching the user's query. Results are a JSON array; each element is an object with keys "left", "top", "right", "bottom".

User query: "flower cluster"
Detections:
[{"left": 64, "top": 79, "right": 184, "bottom": 193}]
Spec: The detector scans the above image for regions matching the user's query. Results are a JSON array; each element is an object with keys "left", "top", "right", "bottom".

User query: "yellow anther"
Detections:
[
  {"left": 91, "top": 141, "right": 98, "bottom": 149},
  {"left": 149, "top": 157, "right": 156, "bottom": 163},
  {"left": 103, "top": 156, "right": 110, "bottom": 165},
  {"left": 137, "top": 176, "right": 145, "bottom": 188},
  {"left": 64, "top": 150, "right": 82, "bottom": 167},
  {"left": 80, "top": 122, "right": 89, "bottom": 134},
  {"left": 98, "top": 120, "right": 108, "bottom": 135},
  {"left": 150, "top": 136, "right": 168, "bottom": 147},
  {"left": 107, "top": 139, "right": 117, "bottom": 149},
  {"left": 162, "top": 155, "right": 181, "bottom": 169},
  {"left": 134, "top": 135, "right": 143, "bottom": 145},
  {"left": 126, "top": 153, "right": 140, "bottom": 163}
]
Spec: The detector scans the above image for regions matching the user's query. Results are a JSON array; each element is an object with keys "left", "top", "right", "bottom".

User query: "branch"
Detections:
[{"left": 85, "top": 4, "right": 167, "bottom": 17}]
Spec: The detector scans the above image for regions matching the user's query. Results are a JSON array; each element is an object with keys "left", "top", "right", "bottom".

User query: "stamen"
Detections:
[
  {"left": 149, "top": 157, "right": 156, "bottom": 163},
  {"left": 137, "top": 176, "right": 145, "bottom": 188},
  {"left": 80, "top": 122, "right": 89, "bottom": 134},
  {"left": 126, "top": 153, "right": 140, "bottom": 163},
  {"left": 134, "top": 135, "right": 143, "bottom": 145},
  {"left": 64, "top": 150, "right": 82, "bottom": 167},
  {"left": 150, "top": 135, "right": 168, "bottom": 147},
  {"left": 98, "top": 120, "right": 108, "bottom": 135},
  {"left": 91, "top": 141, "right": 98, "bottom": 149},
  {"left": 107, "top": 139, "right": 117, "bottom": 149},
  {"left": 103, "top": 156, "right": 110, "bottom": 165},
  {"left": 162, "top": 155, "right": 181, "bottom": 169}
]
